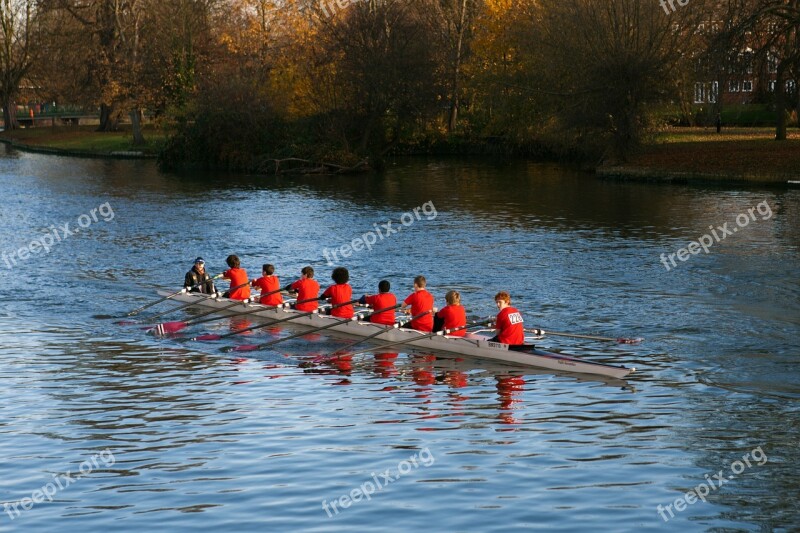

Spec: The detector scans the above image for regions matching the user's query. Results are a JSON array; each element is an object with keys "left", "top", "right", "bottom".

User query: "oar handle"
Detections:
[
  {"left": 250, "top": 284, "right": 284, "bottom": 297},
  {"left": 361, "top": 303, "right": 402, "bottom": 317}
]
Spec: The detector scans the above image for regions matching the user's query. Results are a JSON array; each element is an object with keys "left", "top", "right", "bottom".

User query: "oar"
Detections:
[
  {"left": 524, "top": 328, "right": 643, "bottom": 344},
  {"left": 125, "top": 280, "right": 251, "bottom": 326},
  {"left": 312, "top": 309, "right": 434, "bottom": 363},
  {"left": 125, "top": 273, "right": 222, "bottom": 316},
  {"left": 222, "top": 304, "right": 402, "bottom": 353},
  {"left": 346, "top": 318, "right": 494, "bottom": 358},
  {"left": 148, "top": 287, "right": 288, "bottom": 334},
  {"left": 149, "top": 296, "right": 255, "bottom": 335},
  {"left": 191, "top": 298, "right": 355, "bottom": 341}
]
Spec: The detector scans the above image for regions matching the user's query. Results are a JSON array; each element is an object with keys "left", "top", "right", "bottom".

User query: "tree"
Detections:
[
  {"left": 309, "top": 0, "right": 441, "bottom": 157},
  {"left": 534, "top": 0, "right": 702, "bottom": 161},
  {"left": 0, "top": 0, "right": 40, "bottom": 130},
  {"left": 428, "top": 0, "right": 479, "bottom": 132}
]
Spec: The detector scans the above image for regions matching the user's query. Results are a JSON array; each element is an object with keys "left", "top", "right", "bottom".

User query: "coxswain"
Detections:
[
  {"left": 222, "top": 254, "right": 251, "bottom": 300},
  {"left": 400, "top": 275, "right": 435, "bottom": 332},
  {"left": 287, "top": 266, "right": 320, "bottom": 312},
  {"left": 490, "top": 291, "right": 524, "bottom": 345},
  {"left": 251, "top": 263, "right": 283, "bottom": 306},
  {"left": 321, "top": 267, "right": 354, "bottom": 318},
  {"left": 433, "top": 290, "right": 467, "bottom": 337},
  {"left": 359, "top": 280, "right": 397, "bottom": 326},
  {"left": 184, "top": 257, "right": 216, "bottom": 294}
]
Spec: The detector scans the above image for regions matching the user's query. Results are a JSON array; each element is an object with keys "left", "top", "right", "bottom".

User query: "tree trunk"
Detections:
[
  {"left": 1, "top": 99, "right": 20, "bottom": 130},
  {"left": 775, "top": 64, "right": 787, "bottom": 141},
  {"left": 97, "top": 103, "right": 119, "bottom": 132},
  {"left": 447, "top": 0, "right": 469, "bottom": 134},
  {"left": 130, "top": 108, "right": 145, "bottom": 145}
]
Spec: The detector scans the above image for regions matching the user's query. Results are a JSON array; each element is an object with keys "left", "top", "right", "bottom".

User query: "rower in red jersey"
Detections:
[
  {"left": 490, "top": 291, "right": 524, "bottom": 345},
  {"left": 360, "top": 280, "right": 397, "bottom": 326},
  {"left": 222, "top": 254, "right": 251, "bottom": 300},
  {"left": 288, "top": 266, "right": 320, "bottom": 312},
  {"left": 251, "top": 263, "right": 283, "bottom": 306},
  {"left": 321, "top": 267, "right": 354, "bottom": 318},
  {"left": 400, "top": 275, "right": 435, "bottom": 332},
  {"left": 433, "top": 290, "right": 467, "bottom": 337}
]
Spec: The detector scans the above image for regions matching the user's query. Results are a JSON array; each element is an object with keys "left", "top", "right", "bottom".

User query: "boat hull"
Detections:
[{"left": 157, "top": 291, "right": 635, "bottom": 379}]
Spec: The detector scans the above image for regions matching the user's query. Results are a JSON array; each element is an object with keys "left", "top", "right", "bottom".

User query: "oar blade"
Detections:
[
  {"left": 192, "top": 334, "right": 222, "bottom": 341},
  {"left": 618, "top": 337, "right": 644, "bottom": 344},
  {"left": 157, "top": 321, "right": 189, "bottom": 334},
  {"left": 231, "top": 344, "right": 261, "bottom": 353}
]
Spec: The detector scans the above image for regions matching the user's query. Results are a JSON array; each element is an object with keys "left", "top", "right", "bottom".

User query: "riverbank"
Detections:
[
  {"left": 598, "top": 127, "right": 800, "bottom": 183},
  {"left": 3, "top": 125, "right": 800, "bottom": 183},
  {"left": 0, "top": 125, "right": 166, "bottom": 158}
]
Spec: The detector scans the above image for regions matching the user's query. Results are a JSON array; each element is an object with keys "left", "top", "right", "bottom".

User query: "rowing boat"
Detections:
[{"left": 156, "top": 290, "right": 636, "bottom": 379}]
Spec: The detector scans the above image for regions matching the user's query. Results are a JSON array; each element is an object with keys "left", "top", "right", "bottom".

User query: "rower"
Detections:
[
  {"left": 359, "top": 280, "right": 397, "bottom": 326},
  {"left": 286, "top": 266, "right": 320, "bottom": 312},
  {"left": 184, "top": 257, "right": 215, "bottom": 294},
  {"left": 400, "top": 275, "right": 435, "bottom": 332},
  {"left": 433, "top": 290, "right": 467, "bottom": 337},
  {"left": 251, "top": 264, "right": 283, "bottom": 306},
  {"left": 489, "top": 291, "right": 524, "bottom": 345},
  {"left": 321, "top": 267, "right": 354, "bottom": 319},
  {"left": 222, "top": 255, "right": 251, "bottom": 300}
]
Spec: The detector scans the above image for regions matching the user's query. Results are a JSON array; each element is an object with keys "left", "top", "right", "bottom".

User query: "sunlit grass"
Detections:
[
  {"left": 0, "top": 125, "right": 168, "bottom": 155},
  {"left": 652, "top": 127, "right": 800, "bottom": 144},
  {"left": 621, "top": 127, "right": 800, "bottom": 181}
]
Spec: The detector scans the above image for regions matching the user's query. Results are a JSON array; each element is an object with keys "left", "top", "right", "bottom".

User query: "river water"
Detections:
[{"left": 0, "top": 146, "right": 798, "bottom": 531}]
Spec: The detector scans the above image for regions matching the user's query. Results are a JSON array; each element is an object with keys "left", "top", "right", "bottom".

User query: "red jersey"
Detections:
[
  {"left": 436, "top": 304, "right": 466, "bottom": 337},
  {"left": 252, "top": 275, "right": 283, "bottom": 306},
  {"left": 223, "top": 268, "right": 251, "bottom": 300},
  {"left": 366, "top": 293, "right": 397, "bottom": 325},
  {"left": 403, "top": 290, "right": 434, "bottom": 332},
  {"left": 321, "top": 283, "right": 354, "bottom": 318},
  {"left": 291, "top": 278, "right": 320, "bottom": 312},
  {"left": 495, "top": 306, "right": 524, "bottom": 344}
]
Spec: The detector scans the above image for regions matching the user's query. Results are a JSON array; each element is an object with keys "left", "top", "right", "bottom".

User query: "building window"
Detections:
[
  {"left": 788, "top": 80, "right": 797, "bottom": 93},
  {"left": 695, "top": 82, "right": 706, "bottom": 103},
  {"left": 742, "top": 80, "right": 753, "bottom": 92},
  {"left": 768, "top": 80, "right": 776, "bottom": 92},
  {"left": 709, "top": 81, "right": 718, "bottom": 103},
  {"left": 768, "top": 54, "right": 778, "bottom": 73},
  {"left": 729, "top": 80, "right": 740, "bottom": 92}
]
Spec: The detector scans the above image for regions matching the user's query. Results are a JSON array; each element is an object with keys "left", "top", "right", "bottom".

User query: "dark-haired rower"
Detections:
[
  {"left": 288, "top": 266, "right": 320, "bottom": 312},
  {"left": 359, "top": 280, "right": 397, "bottom": 326},
  {"left": 222, "top": 254, "right": 251, "bottom": 300},
  {"left": 321, "top": 267, "right": 354, "bottom": 318},
  {"left": 251, "top": 263, "right": 283, "bottom": 306}
]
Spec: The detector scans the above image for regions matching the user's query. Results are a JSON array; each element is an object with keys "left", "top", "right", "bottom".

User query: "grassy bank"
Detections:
[
  {"left": 0, "top": 125, "right": 167, "bottom": 157},
  {"left": 599, "top": 127, "right": 800, "bottom": 183}
]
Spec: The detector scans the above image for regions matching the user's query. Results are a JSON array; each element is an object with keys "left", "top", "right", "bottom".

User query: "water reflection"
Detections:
[{"left": 0, "top": 151, "right": 798, "bottom": 530}]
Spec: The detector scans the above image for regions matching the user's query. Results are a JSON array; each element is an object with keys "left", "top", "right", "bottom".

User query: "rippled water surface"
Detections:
[{"left": 0, "top": 146, "right": 798, "bottom": 531}]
